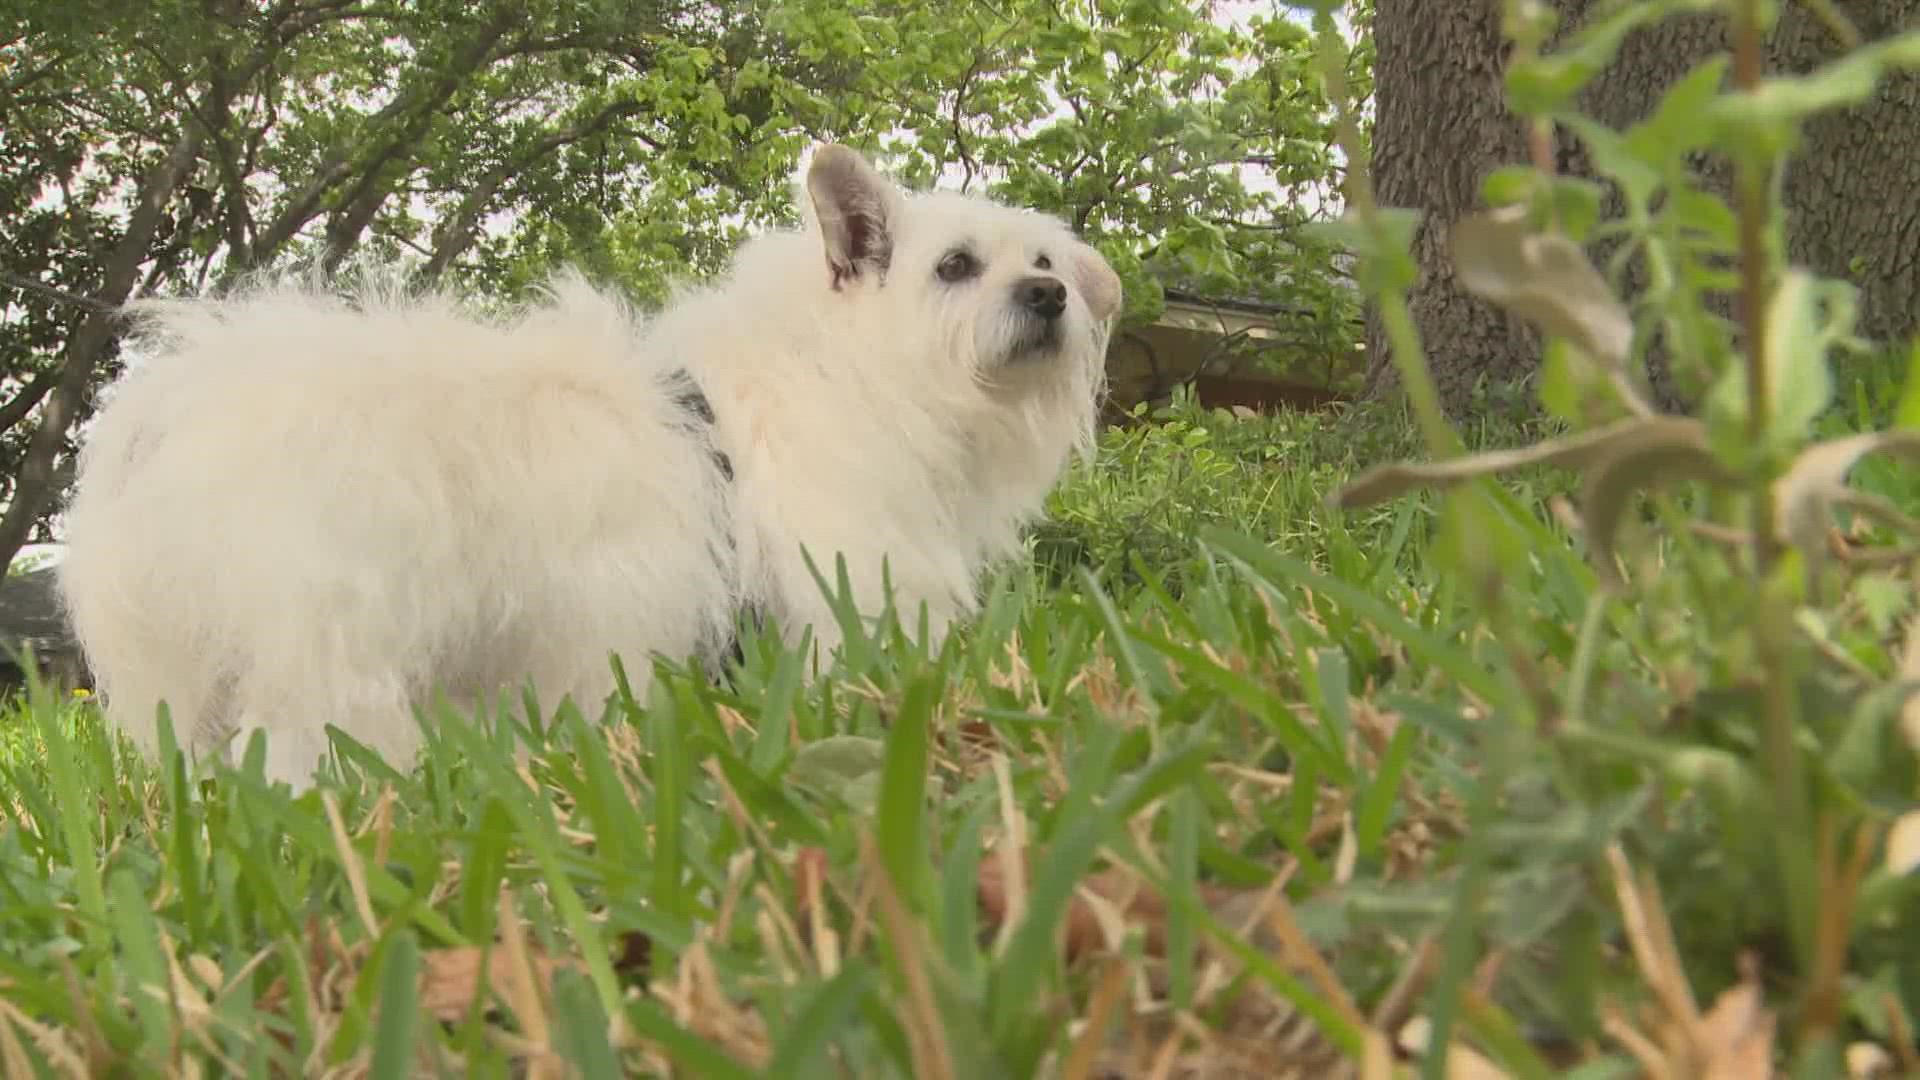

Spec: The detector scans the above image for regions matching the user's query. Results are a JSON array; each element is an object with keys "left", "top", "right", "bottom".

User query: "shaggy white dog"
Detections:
[{"left": 56, "top": 144, "right": 1122, "bottom": 787}]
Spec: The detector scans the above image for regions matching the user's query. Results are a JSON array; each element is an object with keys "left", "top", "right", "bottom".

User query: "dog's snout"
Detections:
[{"left": 1015, "top": 276, "right": 1068, "bottom": 320}]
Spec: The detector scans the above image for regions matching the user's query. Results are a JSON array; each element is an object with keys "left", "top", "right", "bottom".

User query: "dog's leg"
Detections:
[{"left": 227, "top": 669, "right": 420, "bottom": 790}]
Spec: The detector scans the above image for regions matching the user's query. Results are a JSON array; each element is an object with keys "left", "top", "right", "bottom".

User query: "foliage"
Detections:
[
  {"left": 1033, "top": 390, "right": 1393, "bottom": 596},
  {"left": 0, "top": 0, "right": 1363, "bottom": 573},
  {"left": 1316, "top": 0, "right": 1920, "bottom": 1073}
]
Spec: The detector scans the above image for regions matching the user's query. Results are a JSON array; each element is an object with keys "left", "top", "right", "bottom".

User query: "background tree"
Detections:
[
  {"left": 1366, "top": 0, "right": 1920, "bottom": 417},
  {"left": 1, "top": 0, "right": 788, "bottom": 575},
  {"left": 539, "top": 0, "right": 1368, "bottom": 383},
  {"left": 0, "top": 0, "right": 1361, "bottom": 576}
]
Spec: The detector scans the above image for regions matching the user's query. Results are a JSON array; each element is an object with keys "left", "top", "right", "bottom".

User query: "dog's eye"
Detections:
[
  {"left": 936, "top": 250, "right": 980, "bottom": 283},
  {"left": 1034, "top": 254, "right": 1052, "bottom": 270}
]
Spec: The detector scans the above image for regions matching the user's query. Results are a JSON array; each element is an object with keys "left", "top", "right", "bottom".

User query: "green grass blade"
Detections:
[
  {"left": 368, "top": 929, "right": 423, "bottom": 1080},
  {"left": 764, "top": 965, "right": 872, "bottom": 1079},
  {"left": 550, "top": 967, "right": 622, "bottom": 1078},
  {"left": 107, "top": 867, "right": 173, "bottom": 1069},
  {"left": 876, "top": 671, "right": 939, "bottom": 910},
  {"left": 1203, "top": 527, "right": 1506, "bottom": 704}
]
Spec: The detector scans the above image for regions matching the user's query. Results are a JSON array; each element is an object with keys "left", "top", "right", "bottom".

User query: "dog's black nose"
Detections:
[{"left": 1014, "top": 276, "right": 1068, "bottom": 320}]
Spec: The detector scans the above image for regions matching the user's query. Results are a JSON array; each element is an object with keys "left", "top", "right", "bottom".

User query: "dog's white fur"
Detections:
[{"left": 57, "top": 144, "right": 1121, "bottom": 787}]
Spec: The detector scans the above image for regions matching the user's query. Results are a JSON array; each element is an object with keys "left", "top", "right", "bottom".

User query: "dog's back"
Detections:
[{"left": 60, "top": 278, "right": 737, "bottom": 782}]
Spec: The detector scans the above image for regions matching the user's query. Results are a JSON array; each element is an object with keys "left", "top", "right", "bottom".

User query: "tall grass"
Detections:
[{"left": 0, "top": 366, "right": 1913, "bottom": 1077}]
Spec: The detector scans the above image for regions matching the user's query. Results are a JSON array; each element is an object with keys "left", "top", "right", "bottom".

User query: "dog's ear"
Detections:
[
  {"left": 806, "top": 145, "right": 903, "bottom": 289},
  {"left": 1068, "top": 245, "right": 1124, "bottom": 323}
]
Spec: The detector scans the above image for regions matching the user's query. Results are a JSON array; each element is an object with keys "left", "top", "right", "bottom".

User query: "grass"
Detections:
[{"left": 0, "top": 386, "right": 1916, "bottom": 1078}]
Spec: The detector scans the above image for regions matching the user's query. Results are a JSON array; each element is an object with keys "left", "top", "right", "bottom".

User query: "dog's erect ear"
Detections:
[
  {"left": 1068, "top": 245, "right": 1124, "bottom": 323},
  {"left": 806, "top": 145, "right": 903, "bottom": 289}
]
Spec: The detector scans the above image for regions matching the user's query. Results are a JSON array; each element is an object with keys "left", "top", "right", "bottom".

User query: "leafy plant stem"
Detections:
[
  {"left": 1732, "top": 0, "right": 1817, "bottom": 984},
  {"left": 1732, "top": 0, "right": 1778, "bottom": 571},
  {"left": 1382, "top": 294, "right": 1464, "bottom": 461}
]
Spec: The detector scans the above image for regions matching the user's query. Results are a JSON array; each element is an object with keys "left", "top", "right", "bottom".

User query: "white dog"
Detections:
[{"left": 56, "top": 144, "right": 1122, "bottom": 787}]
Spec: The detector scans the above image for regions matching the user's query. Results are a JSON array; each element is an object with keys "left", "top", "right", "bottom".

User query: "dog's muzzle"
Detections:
[
  {"left": 1007, "top": 275, "right": 1068, "bottom": 361},
  {"left": 1014, "top": 276, "right": 1068, "bottom": 320}
]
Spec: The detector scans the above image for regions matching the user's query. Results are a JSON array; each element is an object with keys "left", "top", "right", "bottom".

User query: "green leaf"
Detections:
[
  {"left": 108, "top": 868, "right": 173, "bottom": 1066},
  {"left": 1504, "top": 0, "right": 1705, "bottom": 116},
  {"left": 1166, "top": 790, "right": 1202, "bottom": 1010},
  {"left": 1203, "top": 527, "right": 1508, "bottom": 706},
  {"left": 988, "top": 727, "right": 1213, "bottom": 1043},
  {"left": 1563, "top": 116, "right": 1660, "bottom": 209},
  {"left": 1623, "top": 53, "right": 1730, "bottom": 165},
  {"left": 1765, "top": 270, "right": 1841, "bottom": 442},
  {"left": 1451, "top": 207, "right": 1632, "bottom": 365},
  {"left": 1895, "top": 337, "right": 1920, "bottom": 432},
  {"left": 648, "top": 679, "right": 691, "bottom": 924},
  {"left": 1305, "top": 208, "right": 1423, "bottom": 294},
  {"left": 1707, "top": 272, "right": 1859, "bottom": 455},
  {"left": 1709, "top": 30, "right": 1920, "bottom": 157},
  {"left": 788, "top": 734, "right": 888, "bottom": 815},
  {"left": 458, "top": 798, "right": 514, "bottom": 943},
  {"left": 622, "top": 998, "right": 758, "bottom": 1080},
  {"left": 766, "top": 967, "right": 873, "bottom": 1079},
  {"left": 1578, "top": 418, "right": 1736, "bottom": 589},
  {"left": 1666, "top": 186, "right": 1740, "bottom": 249},
  {"left": 1546, "top": 175, "right": 1607, "bottom": 242},
  {"left": 1772, "top": 430, "right": 1920, "bottom": 562},
  {"left": 1537, "top": 338, "right": 1631, "bottom": 425},
  {"left": 1480, "top": 166, "right": 1540, "bottom": 210},
  {"left": 1357, "top": 723, "right": 1415, "bottom": 857}
]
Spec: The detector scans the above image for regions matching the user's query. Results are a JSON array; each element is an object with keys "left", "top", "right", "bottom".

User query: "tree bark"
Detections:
[{"left": 1366, "top": 0, "right": 1920, "bottom": 419}]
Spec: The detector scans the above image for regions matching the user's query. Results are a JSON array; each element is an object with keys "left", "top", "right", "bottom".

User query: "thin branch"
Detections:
[
  {"left": 0, "top": 273, "right": 124, "bottom": 317},
  {"left": 1, "top": 53, "right": 70, "bottom": 98},
  {"left": 199, "top": 55, "right": 260, "bottom": 266},
  {"left": 420, "top": 97, "right": 646, "bottom": 281},
  {"left": 0, "top": 369, "right": 62, "bottom": 434},
  {"left": 319, "top": 19, "right": 516, "bottom": 270}
]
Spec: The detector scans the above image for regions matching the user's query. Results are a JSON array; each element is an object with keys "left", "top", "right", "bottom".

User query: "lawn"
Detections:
[{"left": 0, "top": 379, "right": 1915, "bottom": 1079}]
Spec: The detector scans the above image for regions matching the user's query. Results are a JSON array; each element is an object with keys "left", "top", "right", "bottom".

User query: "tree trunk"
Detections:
[{"left": 1366, "top": 0, "right": 1920, "bottom": 419}]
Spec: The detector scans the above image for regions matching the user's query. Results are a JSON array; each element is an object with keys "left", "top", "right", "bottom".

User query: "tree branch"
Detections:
[
  {"left": 0, "top": 369, "right": 62, "bottom": 435},
  {"left": 0, "top": 128, "right": 205, "bottom": 574},
  {"left": 419, "top": 97, "right": 645, "bottom": 281},
  {"left": 319, "top": 20, "right": 514, "bottom": 271},
  {"left": 238, "top": 4, "right": 432, "bottom": 268},
  {"left": 0, "top": 272, "right": 124, "bottom": 317},
  {"left": 200, "top": 56, "right": 260, "bottom": 267}
]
